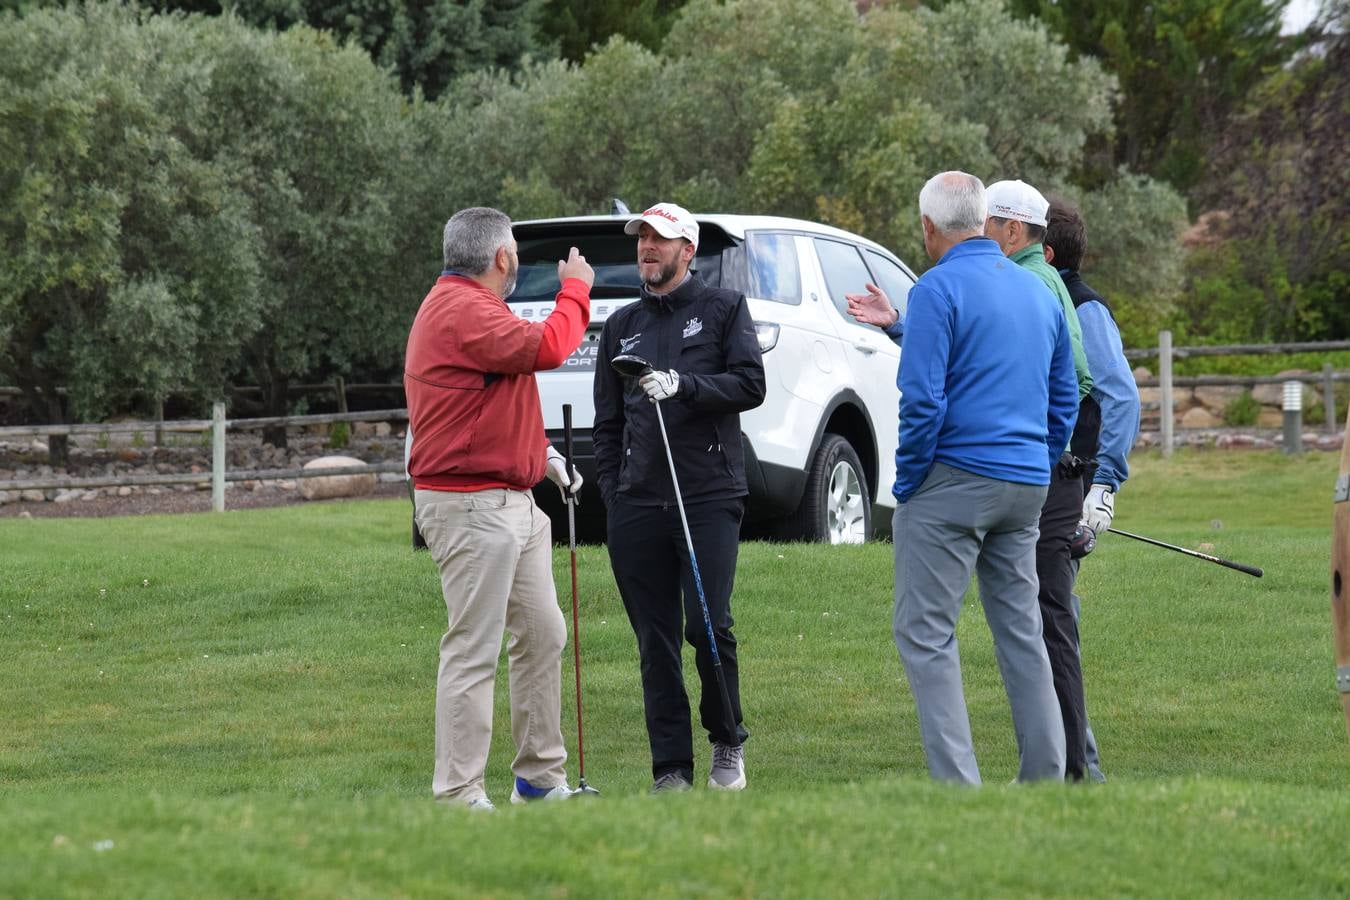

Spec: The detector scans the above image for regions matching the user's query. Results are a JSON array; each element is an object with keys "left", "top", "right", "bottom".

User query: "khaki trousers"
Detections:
[{"left": 414, "top": 488, "right": 568, "bottom": 803}]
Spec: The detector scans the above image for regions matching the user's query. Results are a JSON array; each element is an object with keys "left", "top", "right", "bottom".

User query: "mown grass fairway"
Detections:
[{"left": 2, "top": 450, "right": 1347, "bottom": 897}]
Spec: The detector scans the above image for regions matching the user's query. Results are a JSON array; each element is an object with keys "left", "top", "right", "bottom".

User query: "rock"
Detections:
[
  {"left": 20, "top": 489, "right": 44, "bottom": 502},
  {"left": 298, "top": 456, "right": 376, "bottom": 501},
  {"left": 1251, "top": 371, "right": 1313, "bottom": 407},
  {"left": 1256, "top": 408, "right": 1285, "bottom": 428},
  {"left": 117, "top": 486, "right": 132, "bottom": 497},
  {"left": 80, "top": 490, "right": 100, "bottom": 501},
  {"left": 1132, "top": 366, "right": 1153, "bottom": 382},
  {"left": 352, "top": 422, "right": 376, "bottom": 438},
  {"left": 1180, "top": 406, "right": 1222, "bottom": 429},
  {"left": 1137, "top": 386, "right": 1159, "bottom": 406},
  {"left": 53, "top": 489, "right": 80, "bottom": 504},
  {"left": 1191, "top": 385, "right": 1245, "bottom": 411},
  {"left": 0, "top": 491, "right": 11, "bottom": 505},
  {"left": 375, "top": 422, "right": 392, "bottom": 438}
]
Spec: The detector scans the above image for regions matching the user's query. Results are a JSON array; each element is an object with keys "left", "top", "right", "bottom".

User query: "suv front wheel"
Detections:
[{"left": 785, "top": 434, "right": 871, "bottom": 544}]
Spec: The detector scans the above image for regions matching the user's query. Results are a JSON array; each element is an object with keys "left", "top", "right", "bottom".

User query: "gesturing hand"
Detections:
[
  {"left": 844, "top": 282, "right": 899, "bottom": 328},
  {"left": 557, "top": 246, "right": 595, "bottom": 288}
]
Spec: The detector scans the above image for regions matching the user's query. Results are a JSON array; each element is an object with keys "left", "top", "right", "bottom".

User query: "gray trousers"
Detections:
[{"left": 893, "top": 464, "right": 1066, "bottom": 784}]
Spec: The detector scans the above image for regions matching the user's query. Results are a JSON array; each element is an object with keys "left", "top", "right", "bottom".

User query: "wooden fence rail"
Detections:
[
  {"left": 1125, "top": 340, "right": 1350, "bottom": 360},
  {"left": 2, "top": 406, "right": 409, "bottom": 511}
]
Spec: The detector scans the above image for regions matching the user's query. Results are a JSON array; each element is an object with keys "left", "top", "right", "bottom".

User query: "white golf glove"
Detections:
[
  {"left": 1082, "top": 484, "right": 1115, "bottom": 536},
  {"left": 639, "top": 368, "right": 681, "bottom": 402},
  {"left": 545, "top": 446, "right": 583, "bottom": 502}
]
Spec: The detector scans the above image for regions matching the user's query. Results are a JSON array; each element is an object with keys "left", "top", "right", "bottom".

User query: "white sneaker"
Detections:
[
  {"left": 466, "top": 797, "right": 496, "bottom": 812},
  {"left": 708, "top": 742, "right": 746, "bottom": 791},
  {"left": 510, "top": 776, "right": 573, "bottom": 804}
]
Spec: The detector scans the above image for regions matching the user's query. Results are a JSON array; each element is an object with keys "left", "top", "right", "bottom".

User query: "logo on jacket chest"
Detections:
[
  {"left": 682, "top": 317, "right": 702, "bottom": 339},
  {"left": 618, "top": 333, "right": 642, "bottom": 354}
]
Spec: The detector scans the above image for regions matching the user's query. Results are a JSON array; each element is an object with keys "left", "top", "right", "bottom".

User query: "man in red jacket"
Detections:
[{"left": 405, "top": 206, "right": 593, "bottom": 811}]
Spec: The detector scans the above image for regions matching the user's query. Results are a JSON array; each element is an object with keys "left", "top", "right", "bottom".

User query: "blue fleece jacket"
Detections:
[{"left": 893, "top": 237, "right": 1079, "bottom": 502}]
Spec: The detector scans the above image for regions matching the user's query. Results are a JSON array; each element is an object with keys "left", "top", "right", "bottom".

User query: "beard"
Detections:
[
  {"left": 502, "top": 257, "right": 518, "bottom": 298},
  {"left": 641, "top": 258, "right": 680, "bottom": 289}
]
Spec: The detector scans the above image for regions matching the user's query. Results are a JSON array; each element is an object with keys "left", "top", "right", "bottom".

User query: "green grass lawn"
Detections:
[{"left": 2, "top": 449, "right": 1347, "bottom": 897}]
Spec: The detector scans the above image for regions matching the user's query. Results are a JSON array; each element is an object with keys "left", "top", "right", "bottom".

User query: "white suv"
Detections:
[{"left": 509, "top": 214, "right": 917, "bottom": 543}]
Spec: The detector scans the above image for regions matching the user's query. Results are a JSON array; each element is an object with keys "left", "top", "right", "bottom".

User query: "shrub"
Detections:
[{"left": 1223, "top": 392, "right": 1261, "bottom": 426}]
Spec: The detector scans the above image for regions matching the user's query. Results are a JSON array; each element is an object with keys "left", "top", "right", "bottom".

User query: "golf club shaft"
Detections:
[
  {"left": 652, "top": 400, "right": 740, "bottom": 741},
  {"left": 1107, "top": 527, "right": 1263, "bottom": 577},
  {"left": 562, "top": 404, "right": 587, "bottom": 781}
]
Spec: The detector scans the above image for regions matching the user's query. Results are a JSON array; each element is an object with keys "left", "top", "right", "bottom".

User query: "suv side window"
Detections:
[
  {"left": 743, "top": 232, "right": 802, "bottom": 305},
  {"left": 813, "top": 238, "right": 873, "bottom": 326},
  {"left": 864, "top": 250, "right": 915, "bottom": 319}
]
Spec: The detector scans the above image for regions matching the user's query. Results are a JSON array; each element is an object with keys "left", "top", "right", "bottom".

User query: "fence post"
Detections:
[
  {"left": 154, "top": 399, "right": 165, "bottom": 448},
  {"left": 1159, "top": 330, "right": 1173, "bottom": 458},
  {"left": 334, "top": 376, "right": 348, "bottom": 414},
  {"left": 212, "top": 401, "right": 226, "bottom": 512},
  {"left": 1325, "top": 362, "right": 1337, "bottom": 435}
]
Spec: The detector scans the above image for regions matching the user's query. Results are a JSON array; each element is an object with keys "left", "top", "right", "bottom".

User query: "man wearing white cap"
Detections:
[
  {"left": 592, "top": 202, "right": 766, "bottom": 794},
  {"left": 985, "top": 178, "right": 1096, "bottom": 783}
]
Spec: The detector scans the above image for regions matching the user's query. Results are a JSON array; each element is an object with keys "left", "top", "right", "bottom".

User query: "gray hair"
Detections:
[
  {"left": 442, "top": 207, "right": 513, "bottom": 274},
  {"left": 918, "top": 171, "right": 987, "bottom": 235}
]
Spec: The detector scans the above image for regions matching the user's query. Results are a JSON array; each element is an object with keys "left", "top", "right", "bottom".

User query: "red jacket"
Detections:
[{"left": 405, "top": 274, "right": 590, "bottom": 491}]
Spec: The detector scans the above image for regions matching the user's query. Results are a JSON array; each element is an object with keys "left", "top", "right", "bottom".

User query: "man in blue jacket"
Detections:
[
  {"left": 890, "top": 171, "right": 1079, "bottom": 784},
  {"left": 1046, "top": 198, "right": 1142, "bottom": 782}
]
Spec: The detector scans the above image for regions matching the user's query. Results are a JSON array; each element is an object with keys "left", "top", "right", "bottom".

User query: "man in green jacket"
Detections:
[{"left": 984, "top": 178, "right": 1096, "bottom": 782}]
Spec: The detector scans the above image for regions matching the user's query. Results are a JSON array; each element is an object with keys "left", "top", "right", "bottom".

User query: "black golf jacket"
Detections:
[{"left": 592, "top": 275, "right": 766, "bottom": 508}]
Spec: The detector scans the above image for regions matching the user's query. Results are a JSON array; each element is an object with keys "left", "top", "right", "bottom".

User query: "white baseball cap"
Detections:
[
  {"left": 985, "top": 179, "right": 1049, "bottom": 227},
  {"left": 624, "top": 202, "right": 699, "bottom": 249}
]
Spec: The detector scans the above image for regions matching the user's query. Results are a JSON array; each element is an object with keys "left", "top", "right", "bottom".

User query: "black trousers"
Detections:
[
  {"left": 607, "top": 496, "right": 749, "bottom": 780},
  {"left": 1036, "top": 455, "right": 1088, "bottom": 781}
]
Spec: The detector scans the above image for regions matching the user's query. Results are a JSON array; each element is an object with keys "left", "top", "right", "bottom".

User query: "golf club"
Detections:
[
  {"left": 1107, "top": 526, "right": 1264, "bottom": 578},
  {"left": 562, "top": 404, "right": 600, "bottom": 797},
  {"left": 610, "top": 353, "right": 740, "bottom": 743}
]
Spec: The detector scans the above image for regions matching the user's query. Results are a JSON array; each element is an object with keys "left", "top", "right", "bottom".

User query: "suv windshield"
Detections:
[{"left": 509, "top": 224, "right": 734, "bottom": 303}]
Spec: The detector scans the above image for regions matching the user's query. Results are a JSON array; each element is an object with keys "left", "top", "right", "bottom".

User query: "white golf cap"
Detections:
[
  {"left": 624, "top": 202, "right": 699, "bottom": 248},
  {"left": 986, "top": 179, "right": 1049, "bottom": 227}
]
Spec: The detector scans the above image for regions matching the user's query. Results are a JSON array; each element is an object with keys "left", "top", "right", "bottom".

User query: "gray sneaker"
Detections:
[
  {"left": 650, "top": 771, "right": 693, "bottom": 794},
  {"left": 708, "top": 742, "right": 746, "bottom": 791}
]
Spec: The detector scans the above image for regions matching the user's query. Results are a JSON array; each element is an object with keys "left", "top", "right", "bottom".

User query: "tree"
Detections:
[
  {"left": 541, "top": 0, "right": 686, "bottom": 63},
  {"left": 13, "top": 0, "right": 549, "bottom": 99},
  {"left": 1181, "top": 0, "right": 1349, "bottom": 342},
  {"left": 188, "top": 17, "right": 439, "bottom": 444},
  {"left": 0, "top": 4, "right": 264, "bottom": 466},
  {"left": 1006, "top": 0, "right": 1294, "bottom": 194}
]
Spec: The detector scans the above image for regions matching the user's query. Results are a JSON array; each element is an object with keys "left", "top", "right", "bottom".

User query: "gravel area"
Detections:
[
  {"left": 0, "top": 428, "right": 409, "bottom": 519},
  {"left": 0, "top": 479, "right": 408, "bottom": 519}
]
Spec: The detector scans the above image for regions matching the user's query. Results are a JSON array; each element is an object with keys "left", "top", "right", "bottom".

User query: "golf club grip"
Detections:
[
  {"left": 1107, "top": 527, "right": 1263, "bottom": 578},
  {"left": 562, "top": 403, "right": 574, "bottom": 471},
  {"left": 1215, "top": 558, "right": 1264, "bottom": 578}
]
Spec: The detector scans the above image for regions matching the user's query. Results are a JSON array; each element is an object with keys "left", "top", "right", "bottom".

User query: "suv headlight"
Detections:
[{"left": 753, "top": 322, "right": 780, "bottom": 353}]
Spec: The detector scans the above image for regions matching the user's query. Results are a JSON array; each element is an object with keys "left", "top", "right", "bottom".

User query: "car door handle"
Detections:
[{"left": 852, "top": 341, "right": 876, "bottom": 354}]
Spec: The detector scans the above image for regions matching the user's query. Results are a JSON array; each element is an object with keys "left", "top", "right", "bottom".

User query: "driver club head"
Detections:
[
  {"left": 571, "top": 780, "right": 601, "bottom": 797},
  {"left": 610, "top": 353, "right": 654, "bottom": 378}
]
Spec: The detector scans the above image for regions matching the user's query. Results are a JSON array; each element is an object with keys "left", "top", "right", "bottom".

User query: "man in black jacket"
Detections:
[{"left": 593, "top": 202, "right": 766, "bottom": 794}]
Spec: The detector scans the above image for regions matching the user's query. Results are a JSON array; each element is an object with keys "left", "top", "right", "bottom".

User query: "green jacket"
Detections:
[{"left": 1011, "top": 243, "right": 1093, "bottom": 400}]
